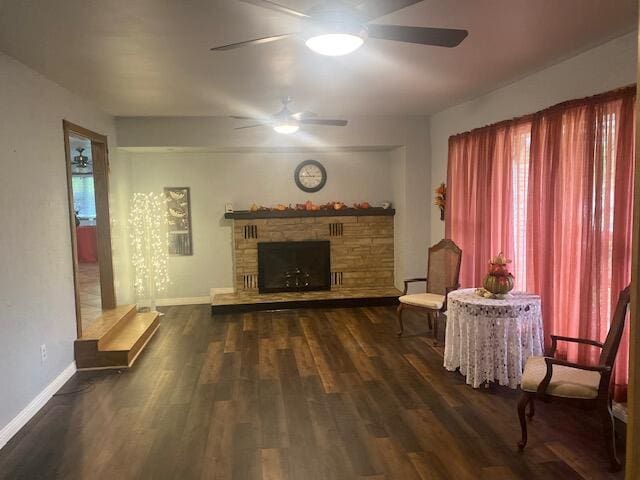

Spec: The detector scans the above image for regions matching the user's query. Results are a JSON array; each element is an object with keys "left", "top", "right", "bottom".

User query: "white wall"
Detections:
[
  {"left": 126, "top": 149, "right": 396, "bottom": 298},
  {"left": 0, "top": 52, "right": 118, "bottom": 434},
  {"left": 109, "top": 150, "right": 134, "bottom": 304},
  {"left": 429, "top": 32, "right": 638, "bottom": 244},
  {"left": 116, "top": 116, "right": 431, "bottom": 293}
]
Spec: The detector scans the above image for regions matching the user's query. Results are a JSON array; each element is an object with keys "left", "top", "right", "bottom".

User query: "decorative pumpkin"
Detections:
[
  {"left": 483, "top": 273, "right": 514, "bottom": 294},
  {"left": 482, "top": 251, "right": 515, "bottom": 295}
]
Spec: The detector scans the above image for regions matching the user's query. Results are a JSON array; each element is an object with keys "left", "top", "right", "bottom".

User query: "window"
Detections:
[
  {"left": 447, "top": 87, "right": 635, "bottom": 401},
  {"left": 511, "top": 124, "right": 531, "bottom": 291},
  {"left": 72, "top": 174, "right": 96, "bottom": 220}
]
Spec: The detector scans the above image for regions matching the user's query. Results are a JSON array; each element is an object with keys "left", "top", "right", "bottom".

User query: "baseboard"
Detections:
[
  {"left": 155, "top": 296, "right": 211, "bottom": 306},
  {"left": 0, "top": 361, "right": 76, "bottom": 450},
  {"left": 210, "top": 287, "right": 235, "bottom": 297}
]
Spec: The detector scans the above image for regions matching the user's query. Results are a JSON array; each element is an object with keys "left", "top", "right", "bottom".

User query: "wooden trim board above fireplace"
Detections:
[{"left": 224, "top": 207, "right": 395, "bottom": 220}]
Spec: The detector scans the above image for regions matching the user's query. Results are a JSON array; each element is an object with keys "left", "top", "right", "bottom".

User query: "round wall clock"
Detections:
[{"left": 294, "top": 160, "right": 327, "bottom": 193}]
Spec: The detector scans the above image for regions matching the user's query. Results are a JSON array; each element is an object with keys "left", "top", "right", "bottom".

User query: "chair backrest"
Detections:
[
  {"left": 599, "top": 285, "right": 631, "bottom": 367},
  {"left": 426, "top": 239, "right": 462, "bottom": 295}
]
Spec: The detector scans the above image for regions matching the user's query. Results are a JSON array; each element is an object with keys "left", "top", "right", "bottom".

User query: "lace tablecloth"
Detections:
[{"left": 443, "top": 288, "right": 544, "bottom": 389}]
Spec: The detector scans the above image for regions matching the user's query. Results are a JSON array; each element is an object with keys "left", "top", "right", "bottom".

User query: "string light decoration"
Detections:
[{"left": 129, "top": 192, "right": 170, "bottom": 311}]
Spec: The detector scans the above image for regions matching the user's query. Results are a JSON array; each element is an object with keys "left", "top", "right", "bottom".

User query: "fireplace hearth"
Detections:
[{"left": 258, "top": 241, "right": 330, "bottom": 293}]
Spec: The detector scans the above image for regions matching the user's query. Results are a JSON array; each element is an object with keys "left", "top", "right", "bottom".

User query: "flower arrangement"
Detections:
[
  {"left": 434, "top": 183, "right": 446, "bottom": 221},
  {"left": 476, "top": 252, "right": 514, "bottom": 298}
]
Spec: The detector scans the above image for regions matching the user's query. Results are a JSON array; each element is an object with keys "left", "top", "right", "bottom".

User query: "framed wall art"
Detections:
[{"left": 164, "top": 187, "right": 193, "bottom": 256}]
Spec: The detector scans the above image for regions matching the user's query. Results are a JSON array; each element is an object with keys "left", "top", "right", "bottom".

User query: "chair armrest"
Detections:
[
  {"left": 548, "top": 335, "right": 604, "bottom": 357},
  {"left": 536, "top": 357, "right": 611, "bottom": 395},
  {"left": 402, "top": 277, "right": 427, "bottom": 295}
]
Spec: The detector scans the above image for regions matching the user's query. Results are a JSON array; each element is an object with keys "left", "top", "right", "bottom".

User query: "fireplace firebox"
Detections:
[{"left": 257, "top": 241, "right": 330, "bottom": 293}]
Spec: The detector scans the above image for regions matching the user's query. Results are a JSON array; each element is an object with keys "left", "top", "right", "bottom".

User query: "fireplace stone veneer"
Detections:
[{"left": 231, "top": 212, "right": 394, "bottom": 293}]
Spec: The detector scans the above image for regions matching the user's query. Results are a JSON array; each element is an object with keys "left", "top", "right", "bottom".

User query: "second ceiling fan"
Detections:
[
  {"left": 211, "top": 0, "right": 468, "bottom": 56},
  {"left": 232, "top": 97, "right": 347, "bottom": 134}
]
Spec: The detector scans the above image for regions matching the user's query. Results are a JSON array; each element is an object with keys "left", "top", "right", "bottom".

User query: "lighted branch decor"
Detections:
[{"left": 129, "top": 192, "right": 170, "bottom": 312}]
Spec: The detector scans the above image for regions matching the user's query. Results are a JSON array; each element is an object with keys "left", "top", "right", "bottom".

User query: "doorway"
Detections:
[{"left": 63, "top": 120, "right": 116, "bottom": 338}]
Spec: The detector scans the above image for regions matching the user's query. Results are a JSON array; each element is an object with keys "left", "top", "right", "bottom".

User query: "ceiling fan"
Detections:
[
  {"left": 72, "top": 148, "right": 89, "bottom": 168},
  {"left": 232, "top": 97, "right": 347, "bottom": 134},
  {"left": 211, "top": 0, "right": 468, "bottom": 56}
]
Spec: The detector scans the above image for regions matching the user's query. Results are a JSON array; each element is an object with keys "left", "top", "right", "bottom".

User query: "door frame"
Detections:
[
  {"left": 63, "top": 120, "right": 116, "bottom": 338},
  {"left": 626, "top": 14, "right": 640, "bottom": 479}
]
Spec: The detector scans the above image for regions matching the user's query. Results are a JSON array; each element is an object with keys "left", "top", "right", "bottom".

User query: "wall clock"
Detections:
[{"left": 294, "top": 160, "right": 327, "bottom": 193}]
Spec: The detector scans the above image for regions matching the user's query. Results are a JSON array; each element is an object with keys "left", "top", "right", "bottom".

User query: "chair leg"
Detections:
[
  {"left": 397, "top": 304, "right": 405, "bottom": 337},
  {"left": 601, "top": 402, "right": 621, "bottom": 472},
  {"left": 427, "top": 311, "right": 433, "bottom": 330},
  {"left": 433, "top": 311, "right": 439, "bottom": 341},
  {"left": 527, "top": 397, "right": 535, "bottom": 420},
  {"left": 517, "top": 393, "right": 531, "bottom": 451}
]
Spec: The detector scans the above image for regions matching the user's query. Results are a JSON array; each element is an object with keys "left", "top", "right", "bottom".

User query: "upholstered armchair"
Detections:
[
  {"left": 397, "top": 239, "right": 462, "bottom": 338},
  {"left": 517, "top": 285, "right": 630, "bottom": 471}
]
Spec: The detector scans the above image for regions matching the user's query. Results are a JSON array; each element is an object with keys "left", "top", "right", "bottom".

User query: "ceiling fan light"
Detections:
[
  {"left": 73, "top": 148, "right": 89, "bottom": 168},
  {"left": 273, "top": 122, "right": 300, "bottom": 134},
  {"left": 305, "top": 33, "right": 364, "bottom": 56}
]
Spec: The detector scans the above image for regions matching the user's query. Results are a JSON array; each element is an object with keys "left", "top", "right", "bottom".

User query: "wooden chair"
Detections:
[
  {"left": 397, "top": 239, "right": 462, "bottom": 338},
  {"left": 517, "top": 285, "right": 630, "bottom": 471}
]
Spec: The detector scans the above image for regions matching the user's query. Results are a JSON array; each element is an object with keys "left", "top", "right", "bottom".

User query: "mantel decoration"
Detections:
[
  {"left": 164, "top": 187, "right": 193, "bottom": 256},
  {"left": 434, "top": 183, "right": 446, "bottom": 221},
  {"left": 129, "top": 192, "right": 170, "bottom": 312},
  {"left": 247, "top": 200, "right": 376, "bottom": 212},
  {"left": 476, "top": 252, "right": 515, "bottom": 299}
]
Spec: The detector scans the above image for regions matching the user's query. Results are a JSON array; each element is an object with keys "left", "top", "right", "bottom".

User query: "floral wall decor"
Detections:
[
  {"left": 434, "top": 183, "right": 446, "bottom": 221},
  {"left": 164, "top": 187, "right": 193, "bottom": 255}
]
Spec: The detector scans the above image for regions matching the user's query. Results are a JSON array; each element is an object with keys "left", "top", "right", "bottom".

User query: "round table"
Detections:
[{"left": 443, "top": 288, "right": 544, "bottom": 389}]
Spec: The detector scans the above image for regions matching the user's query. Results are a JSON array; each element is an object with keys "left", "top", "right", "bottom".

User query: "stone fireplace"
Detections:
[
  {"left": 257, "top": 240, "right": 331, "bottom": 293},
  {"left": 212, "top": 208, "right": 399, "bottom": 313},
  {"left": 228, "top": 209, "right": 395, "bottom": 293}
]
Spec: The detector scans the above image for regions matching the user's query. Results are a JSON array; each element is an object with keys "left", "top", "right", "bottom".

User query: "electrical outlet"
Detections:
[{"left": 40, "top": 344, "right": 47, "bottom": 363}]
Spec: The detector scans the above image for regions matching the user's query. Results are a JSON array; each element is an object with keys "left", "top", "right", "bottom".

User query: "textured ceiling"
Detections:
[{"left": 0, "top": 0, "right": 636, "bottom": 116}]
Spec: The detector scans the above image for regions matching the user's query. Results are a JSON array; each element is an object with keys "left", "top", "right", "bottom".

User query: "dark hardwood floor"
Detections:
[{"left": 0, "top": 305, "right": 625, "bottom": 479}]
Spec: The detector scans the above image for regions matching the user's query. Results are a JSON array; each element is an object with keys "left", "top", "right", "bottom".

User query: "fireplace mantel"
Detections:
[{"left": 224, "top": 207, "right": 395, "bottom": 220}]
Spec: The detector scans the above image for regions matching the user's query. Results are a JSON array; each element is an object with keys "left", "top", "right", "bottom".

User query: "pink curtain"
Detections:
[
  {"left": 446, "top": 120, "right": 531, "bottom": 287},
  {"left": 446, "top": 87, "right": 635, "bottom": 401},
  {"left": 526, "top": 90, "right": 635, "bottom": 401}
]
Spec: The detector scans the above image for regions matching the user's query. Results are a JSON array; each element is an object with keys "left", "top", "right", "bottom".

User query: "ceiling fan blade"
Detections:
[
  {"left": 235, "top": 123, "right": 271, "bottom": 130},
  {"left": 211, "top": 33, "right": 296, "bottom": 51},
  {"left": 292, "top": 111, "right": 318, "bottom": 120},
  {"left": 237, "top": 0, "right": 309, "bottom": 18},
  {"left": 366, "top": 24, "right": 468, "bottom": 47},
  {"left": 230, "top": 115, "right": 273, "bottom": 121},
  {"left": 355, "top": 0, "right": 422, "bottom": 21},
  {"left": 300, "top": 119, "right": 348, "bottom": 126}
]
